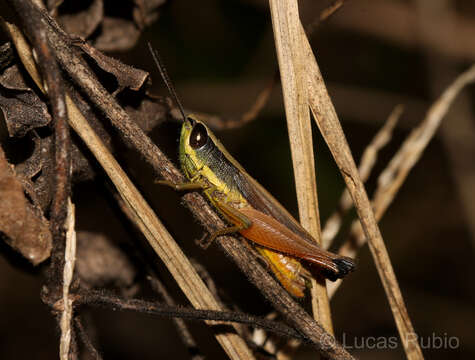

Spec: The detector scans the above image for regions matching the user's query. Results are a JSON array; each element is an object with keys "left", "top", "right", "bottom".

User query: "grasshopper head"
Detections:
[{"left": 179, "top": 114, "right": 211, "bottom": 179}]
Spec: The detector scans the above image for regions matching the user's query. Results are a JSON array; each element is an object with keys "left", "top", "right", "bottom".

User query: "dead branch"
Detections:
[
  {"left": 75, "top": 290, "right": 307, "bottom": 342},
  {"left": 148, "top": 276, "right": 205, "bottom": 360},
  {"left": 74, "top": 316, "right": 103, "bottom": 360}
]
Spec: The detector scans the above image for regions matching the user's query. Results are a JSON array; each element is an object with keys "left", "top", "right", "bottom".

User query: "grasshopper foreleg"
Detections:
[
  {"left": 155, "top": 180, "right": 206, "bottom": 191},
  {"left": 156, "top": 170, "right": 208, "bottom": 191}
]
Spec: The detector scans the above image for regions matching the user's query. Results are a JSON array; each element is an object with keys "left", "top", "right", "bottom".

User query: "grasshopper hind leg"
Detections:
[
  {"left": 198, "top": 224, "right": 246, "bottom": 249},
  {"left": 198, "top": 197, "right": 253, "bottom": 249}
]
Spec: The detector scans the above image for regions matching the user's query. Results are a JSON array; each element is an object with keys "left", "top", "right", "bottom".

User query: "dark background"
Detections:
[{"left": 1, "top": 0, "right": 474, "bottom": 359}]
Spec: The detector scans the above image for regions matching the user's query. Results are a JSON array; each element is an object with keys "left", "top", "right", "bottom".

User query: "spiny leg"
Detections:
[
  {"left": 155, "top": 180, "right": 206, "bottom": 191},
  {"left": 155, "top": 171, "right": 208, "bottom": 191},
  {"left": 199, "top": 225, "right": 245, "bottom": 249},
  {"left": 199, "top": 196, "right": 253, "bottom": 249}
]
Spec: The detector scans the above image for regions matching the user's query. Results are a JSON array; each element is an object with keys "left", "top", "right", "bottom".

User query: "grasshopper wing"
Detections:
[{"left": 238, "top": 207, "right": 355, "bottom": 280}]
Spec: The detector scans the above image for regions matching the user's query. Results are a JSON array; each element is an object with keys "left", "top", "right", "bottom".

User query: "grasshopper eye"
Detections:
[{"left": 190, "top": 123, "right": 208, "bottom": 149}]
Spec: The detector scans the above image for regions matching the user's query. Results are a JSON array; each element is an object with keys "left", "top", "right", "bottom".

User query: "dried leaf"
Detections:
[
  {"left": 24, "top": 136, "right": 55, "bottom": 211},
  {"left": 77, "top": 41, "right": 148, "bottom": 92},
  {"left": 13, "top": 132, "right": 100, "bottom": 213},
  {"left": 13, "top": 132, "right": 95, "bottom": 212},
  {"left": 94, "top": 17, "right": 140, "bottom": 52},
  {"left": 0, "top": 147, "right": 52, "bottom": 265},
  {"left": 15, "top": 135, "right": 46, "bottom": 179},
  {"left": 125, "top": 96, "right": 168, "bottom": 133},
  {"left": 58, "top": 0, "right": 104, "bottom": 39},
  {"left": 49, "top": 0, "right": 165, "bottom": 52},
  {"left": 0, "top": 65, "right": 51, "bottom": 137}
]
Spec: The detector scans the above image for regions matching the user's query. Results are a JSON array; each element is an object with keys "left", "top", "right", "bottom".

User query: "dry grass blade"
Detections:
[
  {"left": 373, "top": 64, "right": 475, "bottom": 223},
  {"left": 5, "top": 21, "right": 254, "bottom": 360},
  {"left": 297, "top": 19, "right": 425, "bottom": 360},
  {"left": 269, "top": 0, "right": 333, "bottom": 335},
  {"left": 60, "top": 200, "right": 75, "bottom": 360},
  {"left": 332, "top": 63, "right": 475, "bottom": 269},
  {"left": 322, "top": 105, "right": 403, "bottom": 249}
]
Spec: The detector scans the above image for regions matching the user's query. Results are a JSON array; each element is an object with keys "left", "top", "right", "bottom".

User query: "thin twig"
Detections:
[
  {"left": 197, "top": 74, "right": 278, "bottom": 131},
  {"left": 328, "top": 64, "right": 475, "bottom": 299},
  {"left": 77, "top": 290, "right": 307, "bottom": 343},
  {"left": 269, "top": 0, "right": 333, "bottom": 336},
  {"left": 60, "top": 201, "right": 76, "bottom": 360},
  {"left": 148, "top": 276, "right": 205, "bottom": 360},
  {"left": 190, "top": 260, "right": 224, "bottom": 306},
  {"left": 298, "top": 12, "right": 425, "bottom": 360},
  {"left": 306, "top": 0, "right": 350, "bottom": 35},
  {"left": 371, "top": 64, "right": 475, "bottom": 242},
  {"left": 322, "top": 105, "right": 403, "bottom": 249},
  {"left": 74, "top": 317, "right": 103, "bottom": 360},
  {"left": 238, "top": 75, "right": 277, "bottom": 127}
]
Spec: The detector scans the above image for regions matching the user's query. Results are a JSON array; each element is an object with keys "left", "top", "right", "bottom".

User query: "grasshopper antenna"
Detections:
[{"left": 147, "top": 42, "right": 187, "bottom": 122}]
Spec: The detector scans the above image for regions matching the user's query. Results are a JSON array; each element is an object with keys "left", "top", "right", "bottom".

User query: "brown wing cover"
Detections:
[
  {"left": 238, "top": 207, "right": 355, "bottom": 276},
  {"left": 235, "top": 171, "right": 316, "bottom": 241}
]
